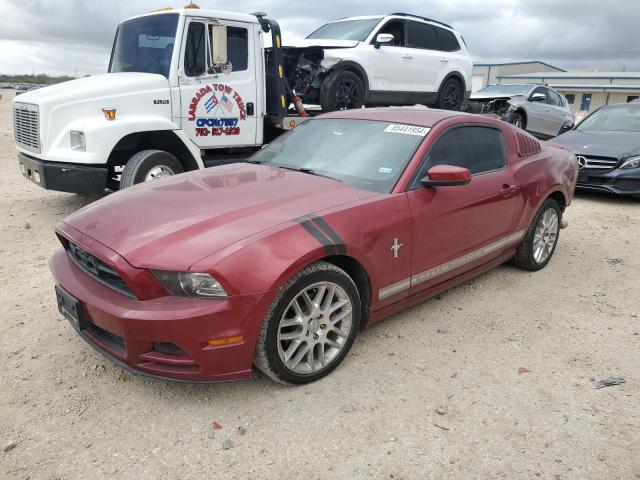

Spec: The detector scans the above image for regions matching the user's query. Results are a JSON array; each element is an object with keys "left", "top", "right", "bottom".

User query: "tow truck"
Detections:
[{"left": 13, "top": 5, "right": 323, "bottom": 194}]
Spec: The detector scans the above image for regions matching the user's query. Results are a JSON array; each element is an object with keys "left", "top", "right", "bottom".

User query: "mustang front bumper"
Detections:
[
  {"left": 50, "top": 248, "right": 272, "bottom": 382},
  {"left": 577, "top": 168, "right": 640, "bottom": 196}
]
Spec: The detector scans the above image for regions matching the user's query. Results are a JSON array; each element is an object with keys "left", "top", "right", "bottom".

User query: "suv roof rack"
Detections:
[{"left": 390, "top": 13, "right": 453, "bottom": 30}]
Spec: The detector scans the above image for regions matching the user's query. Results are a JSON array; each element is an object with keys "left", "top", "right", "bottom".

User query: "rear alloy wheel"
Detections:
[
  {"left": 320, "top": 70, "right": 365, "bottom": 112},
  {"left": 508, "top": 111, "right": 526, "bottom": 130},
  {"left": 120, "top": 150, "right": 184, "bottom": 189},
  {"left": 512, "top": 198, "right": 561, "bottom": 271},
  {"left": 435, "top": 78, "right": 463, "bottom": 111},
  {"left": 254, "top": 261, "right": 361, "bottom": 384}
]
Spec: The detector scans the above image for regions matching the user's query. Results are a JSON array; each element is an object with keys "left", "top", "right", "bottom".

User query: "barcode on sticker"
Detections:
[{"left": 384, "top": 124, "right": 430, "bottom": 136}]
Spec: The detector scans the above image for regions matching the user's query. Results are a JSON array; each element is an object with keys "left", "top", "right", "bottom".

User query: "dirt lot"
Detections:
[{"left": 0, "top": 88, "right": 639, "bottom": 479}]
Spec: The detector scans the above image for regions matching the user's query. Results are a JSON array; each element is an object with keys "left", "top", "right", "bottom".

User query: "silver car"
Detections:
[{"left": 467, "top": 84, "right": 574, "bottom": 139}]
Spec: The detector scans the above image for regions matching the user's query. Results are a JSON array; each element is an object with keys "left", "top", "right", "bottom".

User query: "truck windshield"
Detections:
[
  {"left": 307, "top": 19, "right": 381, "bottom": 42},
  {"left": 248, "top": 119, "right": 428, "bottom": 193},
  {"left": 109, "top": 13, "right": 179, "bottom": 78}
]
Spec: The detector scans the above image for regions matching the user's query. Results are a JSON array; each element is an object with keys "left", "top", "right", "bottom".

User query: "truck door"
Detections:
[{"left": 178, "top": 18, "right": 258, "bottom": 148}]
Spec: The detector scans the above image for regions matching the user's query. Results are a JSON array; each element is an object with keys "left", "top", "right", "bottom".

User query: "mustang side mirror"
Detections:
[
  {"left": 421, "top": 165, "right": 471, "bottom": 187},
  {"left": 374, "top": 33, "right": 394, "bottom": 49},
  {"left": 530, "top": 93, "right": 546, "bottom": 103}
]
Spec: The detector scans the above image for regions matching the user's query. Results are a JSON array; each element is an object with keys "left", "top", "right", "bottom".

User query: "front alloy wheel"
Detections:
[
  {"left": 254, "top": 261, "right": 361, "bottom": 384},
  {"left": 276, "top": 281, "right": 353, "bottom": 374}
]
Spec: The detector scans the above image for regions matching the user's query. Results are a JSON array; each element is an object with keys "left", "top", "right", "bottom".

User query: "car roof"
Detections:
[{"left": 315, "top": 106, "right": 473, "bottom": 128}]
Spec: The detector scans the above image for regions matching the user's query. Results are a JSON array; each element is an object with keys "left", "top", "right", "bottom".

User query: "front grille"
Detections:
[
  {"left": 577, "top": 155, "right": 619, "bottom": 171},
  {"left": 66, "top": 241, "right": 136, "bottom": 298},
  {"left": 13, "top": 103, "right": 40, "bottom": 153}
]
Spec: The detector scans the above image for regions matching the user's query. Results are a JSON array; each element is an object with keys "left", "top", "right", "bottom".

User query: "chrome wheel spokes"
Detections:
[
  {"left": 277, "top": 281, "right": 353, "bottom": 374},
  {"left": 145, "top": 165, "right": 175, "bottom": 182},
  {"left": 533, "top": 208, "right": 559, "bottom": 264}
]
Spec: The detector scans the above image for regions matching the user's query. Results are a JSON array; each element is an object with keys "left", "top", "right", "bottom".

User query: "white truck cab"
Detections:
[
  {"left": 14, "top": 7, "right": 298, "bottom": 193},
  {"left": 13, "top": 6, "right": 471, "bottom": 194}
]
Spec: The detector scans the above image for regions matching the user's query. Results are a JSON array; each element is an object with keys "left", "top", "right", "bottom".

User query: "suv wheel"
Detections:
[
  {"left": 435, "top": 78, "right": 463, "bottom": 110},
  {"left": 120, "top": 150, "right": 183, "bottom": 189},
  {"left": 320, "top": 70, "right": 365, "bottom": 112}
]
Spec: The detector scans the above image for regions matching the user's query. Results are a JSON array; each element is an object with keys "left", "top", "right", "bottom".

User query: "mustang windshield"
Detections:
[
  {"left": 577, "top": 104, "right": 640, "bottom": 132},
  {"left": 109, "top": 13, "right": 179, "bottom": 78},
  {"left": 307, "top": 19, "right": 381, "bottom": 41},
  {"left": 249, "top": 119, "right": 428, "bottom": 193}
]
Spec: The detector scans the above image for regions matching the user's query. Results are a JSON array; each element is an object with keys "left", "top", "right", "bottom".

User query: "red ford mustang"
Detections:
[{"left": 51, "top": 108, "right": 577, "bottom": 384}]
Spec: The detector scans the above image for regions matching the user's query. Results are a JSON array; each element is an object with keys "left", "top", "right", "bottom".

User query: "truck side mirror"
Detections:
[{"left": 210, "top": 24, "right": 228, "bottom": 66}]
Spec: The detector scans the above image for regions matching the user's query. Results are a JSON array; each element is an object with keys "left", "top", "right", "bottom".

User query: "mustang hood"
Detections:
[
  {"left": 61, "top": 164, "right": 377, "bottom": 271},
  {"left": 553, "top": 129, "right": 640, "bottom": 158}
]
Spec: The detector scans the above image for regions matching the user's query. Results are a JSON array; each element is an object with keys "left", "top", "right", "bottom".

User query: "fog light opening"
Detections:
[{"left": 153, "top": 342, "right": 184, "bottom": 356}]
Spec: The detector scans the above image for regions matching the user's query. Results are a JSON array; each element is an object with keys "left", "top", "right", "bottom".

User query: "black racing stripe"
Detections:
[
  {"left": 298, "top": 219, "right": 336, "bottom": 255},
  {"left": 308, "top": 216, "right": 347, "bottom": 255}
]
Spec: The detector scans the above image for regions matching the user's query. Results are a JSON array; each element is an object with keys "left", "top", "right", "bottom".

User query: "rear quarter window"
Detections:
[{"left": 435, "top": 26, "right": 460, "bottom": 52}]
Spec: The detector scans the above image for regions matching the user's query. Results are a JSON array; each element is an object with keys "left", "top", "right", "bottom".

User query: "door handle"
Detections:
[
  {"left": 401, "top": 54, "right": 412, "bottom": 59},
  {"left": 500, "top": 184, "right": 520, "bottom": 198},
  {"left": 439, "top": 58, "right": 449, "bottom": 63},
  {"left": 544, "top": 108, "right": 551, "bottom": 112}
]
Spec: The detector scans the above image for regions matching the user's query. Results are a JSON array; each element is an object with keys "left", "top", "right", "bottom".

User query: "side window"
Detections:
[
  {"left": 412, "top": 126, "right": 506, "bottom": 187},
  {"left": 375, "top": 19, "right": 406, "bottom": 46},
  {"left": 407, "top": 21, "right": 439, "bottom": 49},
  {"left": 184, "top": 22, "right": 206, "bottom": 76},
  {"left": 227, "top": 26, "right": 248, "bottom": 71},
  {"left": 434, "top": 26, "right": 461, "bottom": 51},
  {"left": 546, "top": 89, "right": 561, "bottom": 106}
]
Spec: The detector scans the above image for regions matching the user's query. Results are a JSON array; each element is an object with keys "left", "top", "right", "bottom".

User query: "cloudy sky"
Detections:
[{"left": 1, "top": 0, "right": 638, "bottom": 76}]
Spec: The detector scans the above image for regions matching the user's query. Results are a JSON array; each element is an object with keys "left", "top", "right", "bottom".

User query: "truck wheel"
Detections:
[
  {"left": 512, "top": 198, "right": 561, "bottom": 271},
  {"left": 254, "top": 261, "right": 361, "bottom": 384},
  {"left": 120, "top": 150, "right": 183, "bottom": 189},
  {"left": 435, "top": 78, "right": 463, "bottom": 111},
  {"left": 320, "top": 70, "right": 365, "bottom": 112},
  {"left": 508, "top": 111, "right": 526, "bottom": 130}
]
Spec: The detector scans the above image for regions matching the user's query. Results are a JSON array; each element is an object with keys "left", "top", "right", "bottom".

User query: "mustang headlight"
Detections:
[
  {"left": 620, "top": 155, "right": 640, "bottom": 169},
  {"left": 151, "top": 271, "right": 227, "bottom": 298}
]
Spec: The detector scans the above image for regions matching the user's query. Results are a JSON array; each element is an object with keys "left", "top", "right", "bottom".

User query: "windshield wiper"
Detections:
[{"left": 277, "top": 165, "right": 342, "bottom": 182}]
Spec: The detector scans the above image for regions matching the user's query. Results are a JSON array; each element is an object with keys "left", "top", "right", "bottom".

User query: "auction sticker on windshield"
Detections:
[{"left": 384, "top": 124, "right": 430, "bottom": 136}]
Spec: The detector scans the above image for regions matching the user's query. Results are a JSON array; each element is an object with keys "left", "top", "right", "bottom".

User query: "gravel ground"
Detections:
[{"left": 1, "top": 88, "right": 639, "bottom": 479}]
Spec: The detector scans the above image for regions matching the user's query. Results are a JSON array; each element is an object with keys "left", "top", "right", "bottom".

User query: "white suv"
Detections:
[{"left": 285, "top": 13, "right": 473, "bottom": 112}]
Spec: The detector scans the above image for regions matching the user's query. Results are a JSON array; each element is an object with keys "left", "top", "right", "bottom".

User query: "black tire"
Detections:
[
  {"left": 435, "top": 77, "right": 463, "bottom": 110},
  {"left": 320, "top": 70, "right": 365, "bottom": 112},
  {"left": 508, "top": 111, "right": 527, "bottom": 130},
  {"left": 254, "top": 261, "right": 361, "bottom": 385},
  {"left": 120, "top": 150, "right": 183, "bottom": 189},
  {"left": 512, "top": 198, "right": 561, "bottom": 271}
]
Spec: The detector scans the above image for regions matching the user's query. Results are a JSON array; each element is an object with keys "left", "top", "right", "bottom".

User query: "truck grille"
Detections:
[
  {"left": 577, "top": 155, "right": 619, "bottom": 171},
  {"left": 66, "top": 241, "right": 136, "bottom": 298},
  {"left": 13, "top": 103, "right": 40, "bottom": 153}
]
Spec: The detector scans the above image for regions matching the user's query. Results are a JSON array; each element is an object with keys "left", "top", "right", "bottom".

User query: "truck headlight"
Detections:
[
  {"left": 70, "top": 131, "right": 86, "bottom": 152},
  {"left": 620, "top": 156, "right": 640, "bottom": 169},
  {"left": 151, "top": 271, "right": 227, "bottom": 298}
]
